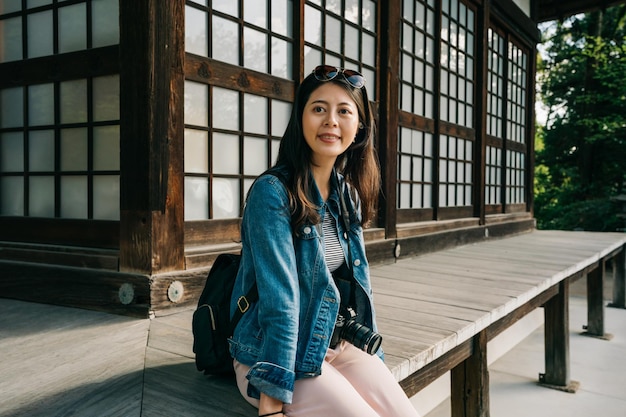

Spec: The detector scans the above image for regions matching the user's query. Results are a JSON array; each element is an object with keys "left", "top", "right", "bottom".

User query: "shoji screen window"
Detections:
[
  {"left": 484, "top": 27, "right": 530, "bottom": 212},
  {"left": 485, "top": 146, "right": 502, "bottom": 206},
  {"left": 397, "top": 127, "right": 434, "bottom": 210},
  {"left": 438, "top": 0, "right": 475, "bottom": 214},
  {"left": 438, "top": 134, "right": 473, "bottom": 208},
  {"left": 400, "top": 0, "right": 436, "bottom": 118},
  {"left": 183, "top": 81, "right": 291, "bottom": 220},
  {"left": 304, "top": 0, "right": 377, "bottom": 98},
  {"left": 0, "top": 76, "right": 120, "bottom": 219},
  {"left": 0, "top": 0, "right": 119, "bottom": 220},
  {"left": 506, "top": 41, "right": 528, "bottom": 206},
  {"left": 440, "top": 0, "right": 475, "bottom": 128},
  {"left": 506, "top": 149, "right": 525, "bottom": 204},
  {"left": 185, "top": 0, "right": 294, "bottom": 78},
  {"left": 0, "top": 0, "right": 119, "bottom": 62},
  {"left": 485, "top": 28, "right": 505, "bottom": 209}
]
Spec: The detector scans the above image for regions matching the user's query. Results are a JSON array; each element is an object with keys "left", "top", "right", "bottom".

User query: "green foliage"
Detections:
[{"left": 535, "top": 5, "right": 626, "bottom": 232}]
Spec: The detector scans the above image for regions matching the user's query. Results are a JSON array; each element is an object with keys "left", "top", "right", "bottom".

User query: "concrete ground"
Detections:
[{"left": 426, "top": 278, "right": 626, "bottom": 417}]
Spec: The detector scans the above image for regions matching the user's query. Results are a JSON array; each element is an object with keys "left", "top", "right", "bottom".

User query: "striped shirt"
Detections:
[{"left": 322, "top": 210, "right": 345, "bottom": 272}]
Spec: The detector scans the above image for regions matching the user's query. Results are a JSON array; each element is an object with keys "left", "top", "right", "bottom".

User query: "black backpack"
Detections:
[
  {"left": 192, "top": 170, "right": 288, "bottom": 376},
  {"left": 192, "top": 252, "right": 258, "bottom": 375}
]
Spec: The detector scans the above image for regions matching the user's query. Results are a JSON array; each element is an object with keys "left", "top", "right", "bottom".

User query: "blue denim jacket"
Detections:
[{"left": 228, "top": 167, "right": 381, "bottom": 404}]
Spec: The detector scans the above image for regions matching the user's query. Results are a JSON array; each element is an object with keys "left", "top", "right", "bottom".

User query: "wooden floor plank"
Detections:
[
  {"left": 0, "top": 299, "right": 148, "bottom": 417},
  {"left": 142, "top": 348, "right": 256, "bottom": 417}
]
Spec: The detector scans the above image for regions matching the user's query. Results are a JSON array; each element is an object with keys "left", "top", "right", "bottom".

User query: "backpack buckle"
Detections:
[{"left": 237, "top": 296, "right": 250, "bottom": 313}]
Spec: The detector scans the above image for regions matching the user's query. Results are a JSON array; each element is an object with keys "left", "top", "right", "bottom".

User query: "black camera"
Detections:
[{"left": 330, "top": 306, "right": 382, "bottom": 355}]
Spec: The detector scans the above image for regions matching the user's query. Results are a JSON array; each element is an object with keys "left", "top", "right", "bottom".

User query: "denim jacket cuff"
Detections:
[{"left": 247, "top": 361, "right": 295, "bottom": 404}]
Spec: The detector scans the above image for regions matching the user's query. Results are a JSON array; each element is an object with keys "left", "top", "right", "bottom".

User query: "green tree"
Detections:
[{"left": 535, "top": 6, "right": 626, "bottom": 231}]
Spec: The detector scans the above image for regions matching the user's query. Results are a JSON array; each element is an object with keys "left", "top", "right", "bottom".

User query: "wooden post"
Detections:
[
  {"left": 118, "top": 0, "right": 185, "bottom": 275},
  {"left": 609, "top": 247, "right": 626, "bottom": 309},
  {"left": 377, "top": 0, "right": 401, "bottom": 238},
  {"left": 540, "top": 281, "right": 579, "bottom": 392},
  {"left": 451, "top": 331, "right": 490, "bottom": 417},
  {"left": 583, "top": 262, "right": 607, "bottom": 338}
]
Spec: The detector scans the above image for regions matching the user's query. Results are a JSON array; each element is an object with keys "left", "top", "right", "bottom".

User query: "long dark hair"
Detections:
[{"left": 274, "top": 71, "right": 380, "bottom": 228}]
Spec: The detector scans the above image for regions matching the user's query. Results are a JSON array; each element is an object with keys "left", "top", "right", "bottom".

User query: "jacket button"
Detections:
[
  {"left": 353, "top": 259, "right": 361, "bottom": 266},
  {"left": 303, "top": 226, "right": 312, "bottom": 234}
]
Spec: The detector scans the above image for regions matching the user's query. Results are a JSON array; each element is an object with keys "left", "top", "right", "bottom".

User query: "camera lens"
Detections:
[{"left": 342, "top": 319, "right": 383, "bottom": 355}]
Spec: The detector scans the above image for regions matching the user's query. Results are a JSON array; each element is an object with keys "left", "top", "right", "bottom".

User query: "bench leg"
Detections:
[
  {"left": 582, "top": 261, "right": 612, "bottom": 340},
  {"left": 450, "top": 331, "right": 489, "bottom": 417},
  {"left": 609, "top": 247, "right": 625, "bottom": 309},
  {"left": 540, "top": 281, "right": 579, "bottom": 392}
]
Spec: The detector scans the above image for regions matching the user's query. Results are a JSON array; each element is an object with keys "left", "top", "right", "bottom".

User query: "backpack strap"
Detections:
[
  {"left": 230, "top": 169, "right": 290, "bottom": 332},
  {"left": 231, "top": 284, "right": 258, "bottom": 334}
]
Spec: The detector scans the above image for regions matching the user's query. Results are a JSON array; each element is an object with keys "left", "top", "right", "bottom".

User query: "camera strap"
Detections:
[{"left": 334, "top": 170, "right": 357, "bottom": 309}]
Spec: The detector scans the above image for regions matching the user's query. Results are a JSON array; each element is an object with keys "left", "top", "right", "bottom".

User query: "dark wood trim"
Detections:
[
  {"left": 378, "top": 0, "right": 401, "bottom": 239},
  {"left": 504, "top": 203, "right": 528, "bottom": 213},
  {"left": 396, "top": 208, "right": 435, "bottom": 224},
  {"left": 0, "top": 46, "right": 119, "bottom": 89},
  {"left": 536, "top": 0, "right": 626, "bottom": 22},
  {"left": 394, "top": 217, "right": 535, "bottom": 259},
  {"left": 506, "top": 139, "right": 527, "bottom": 153},
  {"left": 542, "top": 281, "right": 571, "bottom": 387},
  {"left": 0, "top": 260, "right": 149, "bottom": 318},
  {"left": 397, "top": 217, "right": 481, "bottom": 238},
  {"left": 451, "top": 331, "right": 490, "bottom": 417},
  {"left": 184, "top": 219, "right": 242, "bottom": 246},
  {"left": 487, "top": 285, "right": 558, "bottom": 340},
  {"left": 0, "top": 241, "right": 118, "bottom": 270},
  {"left": 184, "top": 55, "right": 296, "bottom": 101},
  {"left": 0, "top": 217, "right": 118, "bottom": 248},
  {"left": 400, "top": 339, "right": 473, "bottom": 397},
  {"left": 485, "top": 204, "right": 503, "bottom": 215},
  {"left": 611, "top": 246, "right": 626, "bottom": 308},
  {"left": 438, "top": 206, "right": 474, "bottom": 220},
  {"left": 475, "top": 1, "right": 489, "bottom": 224},
  {"left": 526, "top": 44, "right": 538, "bottom": 215},
  {"left": 398, "top": 111, "right": 436, "bottom": 133},
  {"left": 119, "top": 0, "right": 185, "bottom": 274},
  {"left": 439, "top": 120, "right": 476, "bottom": 141},
  {"left": 584, "top": 261, "right": 606, "bottom": 336},
  {"left": 485, "top": 135, "right": 503, "bottom": 148}
]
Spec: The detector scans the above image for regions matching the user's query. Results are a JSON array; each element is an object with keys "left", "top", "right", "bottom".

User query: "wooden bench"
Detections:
[
  {"left": 177, "top": 230, "right": 624, "bottom": 416},
  {"left": 375, "top": 229, "right": 625, "bottom": 416},
  {"left": 2, "top": 230, "right": 624, "bottom": 416}
]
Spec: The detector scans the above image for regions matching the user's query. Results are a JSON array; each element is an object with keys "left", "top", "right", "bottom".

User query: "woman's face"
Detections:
[{"left": 301, "top": 82, "right": 360, "bottom": 167}]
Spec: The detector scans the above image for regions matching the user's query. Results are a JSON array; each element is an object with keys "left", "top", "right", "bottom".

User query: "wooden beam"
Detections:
[
  {"left": 450, "top": 331, "right": 490, "bottom": 417},
  {"left": 541, "top": 281, "right": 579, "bottom": 392},
  {"left": 474, "top": 1, "right": 489, "bottom": 224},
  {"left": 537, "top": 0, "right": 626, "bottom": 22},
  {"left": 583, "top": 262, "right": 607, "bottom": 338},
  {"left": 609, "top": 246, "right": 626, "bottom": 308},
  {"left": 399, "top": 339, "right": 472, "bottom": 397},
  {"left": 119, "top": 0, "right": 185, "bottom": 274},
  {"left": 377, "top": 0, "right": 401, "bottom": 238}
]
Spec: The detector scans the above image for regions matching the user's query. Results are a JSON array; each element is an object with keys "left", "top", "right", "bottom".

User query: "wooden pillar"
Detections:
[
  {"left": 474, "top": 0, "right": 489, "bottom": 224},
  {"left": 118, "top": 0, "right": 185, "bottom": 274},
  {"left": 541, "top": 281, "right": 579, "bottom": 392},
  {"left": 583, "top": 263, "right": 606, "bottom": 337},
  {"left": 609, "top": 247, "right": 626, "bottom": 309},
  {"left": 451, "top": 331, "right": 490, "bottom": 417},
  {"left": 377, "top": 0, "right": 400, "bottom": 238}
]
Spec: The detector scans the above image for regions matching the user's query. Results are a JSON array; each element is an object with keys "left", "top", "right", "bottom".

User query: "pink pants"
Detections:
[{"left": 234, "top": 341, "right": 420, "bottom": 417}]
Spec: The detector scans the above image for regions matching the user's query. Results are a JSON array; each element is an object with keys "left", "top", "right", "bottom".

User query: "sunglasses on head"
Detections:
[{"left": 312, "top": 65, "right": 366, "bottom": 89}]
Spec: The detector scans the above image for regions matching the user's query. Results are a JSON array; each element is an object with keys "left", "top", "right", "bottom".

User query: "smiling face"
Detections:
[{"left": 301, "top": 82, "right": 360, "bottom": 167}]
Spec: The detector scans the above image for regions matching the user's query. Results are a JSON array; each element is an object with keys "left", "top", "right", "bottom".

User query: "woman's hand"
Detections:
[{"left": 258, "top": 393, "right": 284, "bottom": 417}]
